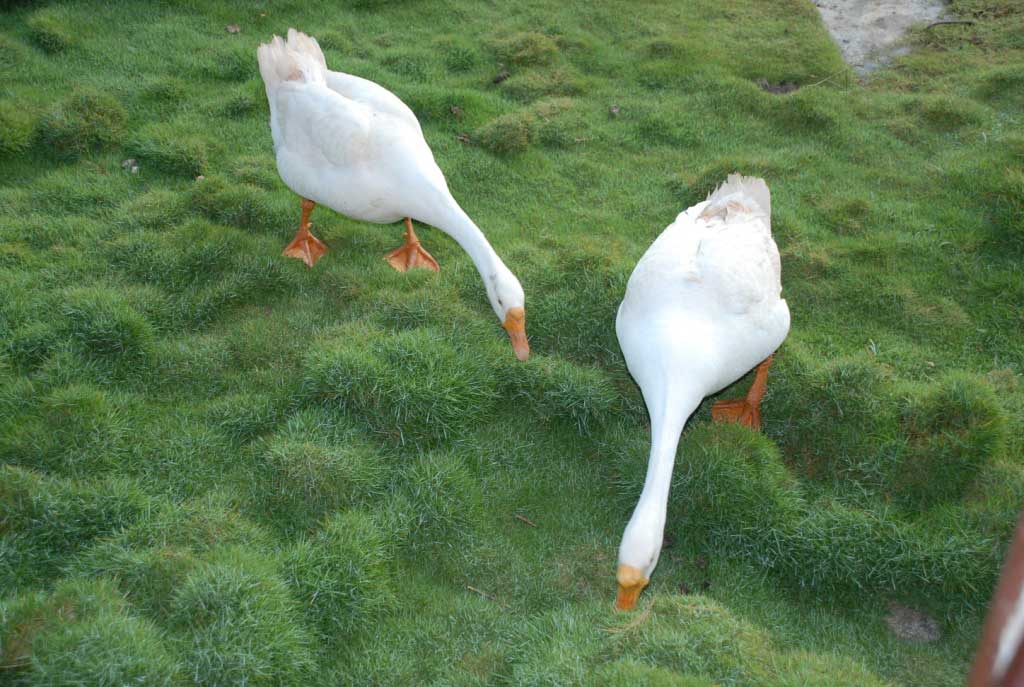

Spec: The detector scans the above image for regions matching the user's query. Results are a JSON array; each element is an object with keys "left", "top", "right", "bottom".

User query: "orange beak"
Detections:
[
  {"left": 615, "top": 583, "right": 646, "bottom": 611},
  {"left": 615, "top": 564, "right": 649, "bottom": 611},
  {"left": 502, "top": 307, "right": 529, "bottom": 361}
]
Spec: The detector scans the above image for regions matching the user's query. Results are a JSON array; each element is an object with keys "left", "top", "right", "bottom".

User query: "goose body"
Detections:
[
  {"left": 614, "top": 175, "right": 790, "bottom": 609},
  {"left": 257, "top": 30, "right": 529, "bottom": 359}
]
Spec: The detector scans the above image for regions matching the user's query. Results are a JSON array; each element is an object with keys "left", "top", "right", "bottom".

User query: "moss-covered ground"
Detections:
[{"left": 1, "top": 1, "right": 1022, "bottom": 685}]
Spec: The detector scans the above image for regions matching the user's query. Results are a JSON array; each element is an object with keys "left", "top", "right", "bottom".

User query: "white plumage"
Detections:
[
  {"left": 614, "top": 175, "right": 790, "bottom": 609},
  {"left": 256, "top": 29, "right": 529, "bottom": 359}
]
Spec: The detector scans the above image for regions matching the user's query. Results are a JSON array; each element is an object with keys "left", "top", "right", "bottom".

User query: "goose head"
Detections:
[
  {"left": 615, "top": 510, "right": 665, "bottom": 610},
  {"left": 486, "top": 265, "right": 529, "bottom": 361}
]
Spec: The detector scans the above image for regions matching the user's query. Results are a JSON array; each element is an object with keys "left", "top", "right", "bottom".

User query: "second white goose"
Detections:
[{"left": 614, "top": 174, "right": 791, "bottom": 610}]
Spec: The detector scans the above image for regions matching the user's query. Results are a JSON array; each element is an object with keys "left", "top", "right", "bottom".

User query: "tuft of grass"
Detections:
[
  {"left": 39, "top": 89, "right": 127, "bottom": 159},
  {"left": 474, "top": 110, "right": 536, "bottom": 154},
  {"left": 909, "top": 94, "right": 987, "bottom": 132},
  {"left": 894, "top": 372, "right": 1006, "bottom": 507},
  {"left": 6, "top": 321, "right": 61, "bottom": 369},
  {"left": 115, "top": 188, "right": 191, "bottom": 231},
  {"left": 500, "top": 68, "right": 587, "bottom": 102},
  {"left": 282, "top": 511, "right": 395, "bottom": 643},
  {"left": 974, "top": 65, "right": 1024, "bottom": 110},
  {"left": 975, "top": 155, "right": 1024, "bottom": 252},
  {"left": 137, "top": 76, "right": 190, "bottom": 113},
  {"left": 769, "top": 88, "right": 841, "bottom": 134},
  {"left": 229, "top": 154, "right": 280, "bottom": 189},
  {"left": 28, "top": 383, "right": 132, "bottom": 475},
  {"left": 247, "top": 433, "right": 388, "bottom": 535},
  {"left": 60, "top": 286, "right": 156, "bottom": 363},
  {"left": 70, "top": 541, "right": 202, "bottom": 619},
  {"left": 767, "top": 650, "right": 893, "bottom": 687},
  {"left": 25, "top": 6, "right": 75, "bottom": 53},
  {"left": 815, "top": 195, "right": 873, "bottom": 236},
  {"left": 766, "top": 347, "right": 900, "bottom": 489},
  {"left": 594, "top": 660, "right": 715, "bottom": 687},
  {"left": 0, "top": 466, "right": 152, "bottom": 589},
  {"left": 398, "top": 451, "right": 486, "bottom": 549},
  {"left": 129, "top": 123, "right": 209, "bottom": 177},
  {"left": 189, "top": 174, "right": 288, "bottom": 232},
  {"left": 169, "top": 547, "right": 317, "bottom": 686},
  {"left": 218, "top": 80, "right": 265, "bottom": 119},
  {"left": 606, "top": 595, "right": 773, "bottom": 683},
  {"left": 0, "top": 32, "right": 30, "bottom": 72},
  {"left": 206, "top": 391, "right": 285, "bottom": 443},
  {"left": 0, "top": 99, "right": 37, "bottom": 155},
  {"left": 1, "top": 578, "right": 184, "bottom": 686},
  {"left": 194, "top": 43, "right": 252, "bottom": 82},
  {"left": 492, "top": 32, "right": 559, "bottom": 67},
  {"left": 436, "top": 36, "right": 478, "bottom": 73},
  {"left": 505, "top": 354, "right": 620, "bottom": 435},
  {"left": 532, "top": 97, "right": 591, "bottom": 148},
  {"left": 303, "top": 323, "right": 500, "bottom": 446}
]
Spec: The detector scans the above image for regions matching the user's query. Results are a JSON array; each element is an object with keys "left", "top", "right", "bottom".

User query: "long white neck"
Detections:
[
  {"left": 421, "top": 197, "right": 503, "bottom": 285},
  {"left": 622, "top": 387, "right": 703, "bottom": 559}
]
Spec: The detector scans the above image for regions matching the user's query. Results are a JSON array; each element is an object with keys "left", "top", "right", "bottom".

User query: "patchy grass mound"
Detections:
[
  {"left": 169, "top": 548, "right": 317, "bottom": 686},
  {"left": 282, "top": 511, "right": 395, "bottom": 643},
  {"left": 39, "top": 89, "right": 127, "bottom": 159},
  {"left": 1, "top": 579, "right": 183, "bottom": 686},
  {"left": 303, "top": 323, "right": 500, "bottom": 446}
]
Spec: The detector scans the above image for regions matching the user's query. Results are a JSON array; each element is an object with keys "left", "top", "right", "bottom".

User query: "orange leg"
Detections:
[
  {"left": 711, "top": 355, "right": 774, "bottom": 431},
  {"left": 385, "top": 218, "right": 440, "bottom": 273},
  {"left": 282, "top": 198, "right": 329, "bottom": 268}
]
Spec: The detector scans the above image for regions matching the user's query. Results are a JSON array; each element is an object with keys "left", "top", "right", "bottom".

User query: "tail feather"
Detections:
[
  {"left": 257, "top": 28, "right": 327, "bottom": 97},
  {"left": 286, "top": 28, "right": 327, "bottom": 71},
  {"left": 702, "top": 173, "right": 771, "bottom": 221}
]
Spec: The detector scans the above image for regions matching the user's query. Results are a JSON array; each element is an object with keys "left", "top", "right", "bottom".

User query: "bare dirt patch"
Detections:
[{"left": 813, "top": 0, "right": 947, "bottom": 73}]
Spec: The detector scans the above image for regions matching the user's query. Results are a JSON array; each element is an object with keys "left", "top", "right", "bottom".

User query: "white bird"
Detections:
[
  {"left": 614, "top": 174, "right": 791, "bottom": 610},
  {"left": 256, "top": 29, "right": 529, "bottom": 360}
]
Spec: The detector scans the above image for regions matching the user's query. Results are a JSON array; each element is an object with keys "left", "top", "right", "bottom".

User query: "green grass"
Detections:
[{"left": 0, "top": 0, "right": 1022, "bottom": 685}]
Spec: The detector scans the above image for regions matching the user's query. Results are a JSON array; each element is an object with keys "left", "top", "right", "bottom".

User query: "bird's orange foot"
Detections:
[
  {"left": 386, "top": 218, "right": 439, "bottom": 272},
  {"left": 282, "top": 226, "right": 329, "bottom": 268},
  {"left": 711, "top": 397, "right": 761, "bottom": 431},
  {"left": 711, "top": 354, "right": 774, "bottom": 432}
]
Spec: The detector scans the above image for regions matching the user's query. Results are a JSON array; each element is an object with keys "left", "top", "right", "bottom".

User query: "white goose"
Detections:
[
  {"left": 614, "top": 175, "right": 791, "bottom": 610},
  {"left": 257, "top": 29, "right": 529, "bottom": 360}
]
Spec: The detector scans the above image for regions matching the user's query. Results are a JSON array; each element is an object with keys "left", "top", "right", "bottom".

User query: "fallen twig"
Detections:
[
  {"left": 0, "top": 660, "right": 31, "bottom": 671},
  {"left": 514, "top": 514, "right": 537, "bottom": 528},
  {"left": 467, "top": 585, "right": 508, "bottom": 608},
  {"left": 802, "top": 69, "right": 847, "bottom": 89},
  {"left": 605, "top": 603, "right": 653, "bottom": 633},
  {"left": 926, "top": 20, "right": 975, "bottom": 30}
]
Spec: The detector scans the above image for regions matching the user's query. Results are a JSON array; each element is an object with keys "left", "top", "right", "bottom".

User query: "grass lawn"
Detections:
[{"left": 1, "top": 0, "right": 1022, "bottom": 684}]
